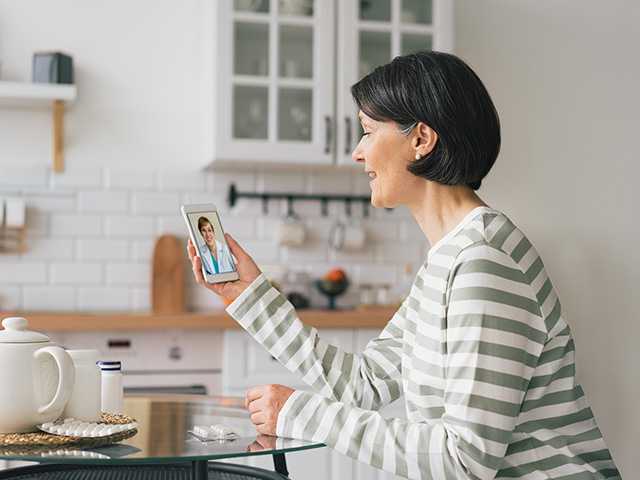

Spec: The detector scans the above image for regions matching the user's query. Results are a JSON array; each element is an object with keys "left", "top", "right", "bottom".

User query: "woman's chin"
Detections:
[{"left": 370, "top": 191, "right": 396, "bottom": 209}]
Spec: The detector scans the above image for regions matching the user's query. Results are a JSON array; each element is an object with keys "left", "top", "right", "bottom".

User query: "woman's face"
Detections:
[
  {"left": 200, "top": 222, "right": 215, "bottom": 248},
  {"left": 352, "top": 111, "right": 426, "bottom": 209}
]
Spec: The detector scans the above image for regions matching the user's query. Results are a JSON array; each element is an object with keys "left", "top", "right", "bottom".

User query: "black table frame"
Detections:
[{"left": 0, "top": 453, "right": 290, "bottom": 479}]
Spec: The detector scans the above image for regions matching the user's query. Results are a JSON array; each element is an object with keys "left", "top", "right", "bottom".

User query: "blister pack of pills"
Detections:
[
  {"left": 38, "top": 418, "right": 138, "bottom": 438},
  {"left": 188, "top": 424, "right": 238, "bottom": 442}
]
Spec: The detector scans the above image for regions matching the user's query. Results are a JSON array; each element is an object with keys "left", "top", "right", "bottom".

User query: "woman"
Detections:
[
  {"left": 196, "top": 216, "right": 235, "bottom": 274},
  {"left": 188, "top": 52, "right": 620, "bottom": 479}
]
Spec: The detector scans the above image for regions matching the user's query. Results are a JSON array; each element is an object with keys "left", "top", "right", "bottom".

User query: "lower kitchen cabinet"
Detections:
[{"left": 223, "top": 328, "right": 406, "bottom": 480}]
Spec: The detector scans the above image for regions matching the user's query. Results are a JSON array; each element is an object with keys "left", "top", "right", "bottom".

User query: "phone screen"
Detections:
[{"left": 186, "top": 210, "right": 237, "bottom": 278}]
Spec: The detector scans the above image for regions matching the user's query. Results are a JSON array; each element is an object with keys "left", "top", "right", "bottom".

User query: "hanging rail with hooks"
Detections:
[{"left": 227, "top": 183, "right": 381, "bottom": 217}]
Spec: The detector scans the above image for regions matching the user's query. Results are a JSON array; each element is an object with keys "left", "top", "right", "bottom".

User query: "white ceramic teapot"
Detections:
[{"left": 0, "top": 317, "right": 75, "bottom": 433}]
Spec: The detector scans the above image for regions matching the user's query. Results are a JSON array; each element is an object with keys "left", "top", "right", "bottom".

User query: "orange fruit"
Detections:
[{"left": 324, "top": 268, "right": 346, "bottom": 283}]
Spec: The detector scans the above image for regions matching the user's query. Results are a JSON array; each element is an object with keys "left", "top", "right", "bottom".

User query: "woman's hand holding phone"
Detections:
[{"left": 187, "top": 233, "right": 262, "bottom": 304}]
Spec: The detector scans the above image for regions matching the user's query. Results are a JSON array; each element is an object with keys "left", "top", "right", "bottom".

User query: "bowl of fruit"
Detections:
[{"left": 314, "top": 268, "right": 349, "bottom": 310}]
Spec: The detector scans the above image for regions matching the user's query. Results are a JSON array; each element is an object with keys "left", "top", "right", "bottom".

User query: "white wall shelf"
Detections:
[{"left": 0, "top": 81, "right": 77, "bottom": 173}]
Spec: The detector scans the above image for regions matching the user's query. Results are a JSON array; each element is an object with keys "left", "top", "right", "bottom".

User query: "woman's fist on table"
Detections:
[{"left": 245, "top": 384, "right": 295, "bottom": 436}]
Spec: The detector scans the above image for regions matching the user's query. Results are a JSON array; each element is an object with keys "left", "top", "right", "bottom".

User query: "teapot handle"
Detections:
[{"left": 34, "top": 346, "right": 75, "bottom": 415}]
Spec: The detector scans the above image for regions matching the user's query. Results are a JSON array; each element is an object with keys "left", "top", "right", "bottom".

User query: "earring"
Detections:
[{"left": 415, "top": 153, "right": 421, "bottom": 160}]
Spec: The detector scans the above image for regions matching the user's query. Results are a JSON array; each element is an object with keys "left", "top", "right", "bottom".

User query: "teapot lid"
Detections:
[{"left": 0, "top": 317, "right": 49, "bottom": 343}]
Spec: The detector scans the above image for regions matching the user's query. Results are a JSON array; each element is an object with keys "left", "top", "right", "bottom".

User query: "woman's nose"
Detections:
[{"left": 352, "top": 144, "right": 364, "bottom": 164}]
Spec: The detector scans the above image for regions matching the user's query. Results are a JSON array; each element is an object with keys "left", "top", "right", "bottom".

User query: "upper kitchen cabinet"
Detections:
[
  {"left": 207, "top": 0, "right": 453, "bottom": 169},
  {"left": 212, "top": 0, "right": 335, "bottom": 166}
]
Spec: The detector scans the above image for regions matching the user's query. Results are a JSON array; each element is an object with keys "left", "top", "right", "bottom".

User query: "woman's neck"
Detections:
[{"left": 407, "top": 182, "right": 488, "bottom": 248}]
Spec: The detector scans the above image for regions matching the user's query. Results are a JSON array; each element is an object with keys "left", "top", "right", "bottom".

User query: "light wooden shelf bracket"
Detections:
[{"left": 53, "top": 99, "right": 65, "bottom": 173}]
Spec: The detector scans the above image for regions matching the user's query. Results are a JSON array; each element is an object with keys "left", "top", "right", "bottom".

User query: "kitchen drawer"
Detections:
[
  {"left": 62, "top": 330, "right": 223, "bottom": 371},
  {"left": 222, "top": 328, "right": 354, "bottom": 395}
]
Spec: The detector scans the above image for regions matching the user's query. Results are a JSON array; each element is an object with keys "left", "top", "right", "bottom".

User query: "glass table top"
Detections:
[{"left": 0, "top": 395, "right": 325, "bottom": 464}]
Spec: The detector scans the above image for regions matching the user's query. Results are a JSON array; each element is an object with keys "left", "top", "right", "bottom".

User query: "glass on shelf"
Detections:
[
  {"left": 234, "top": 22, "right": 269, "bottom": 76},
  {"left": 233, "top": 86, "right": 269, "bottom": 139},
  {"left": 279, "top": 25, "right": 313, "bottom": 78},
  {"left": 278, "top": 0, "right": 314, "bottom": 16},
  {"left": 401, "top": 0, "right": 432, "bottom": 24},
  {"left": 234, "top": 0, "right": 270, "bottom": 13},
  {"left": 278, "top": 88, "right": 312, "bottom": 141},
  {"left": 359, "top": 31, "right": 391, "bottom": 77},
  {"left": 401, "top": 33, "right": 433, "bottom": 55},
  {"left": 359, "top": 0, "right": 391, "bottom": 22}
]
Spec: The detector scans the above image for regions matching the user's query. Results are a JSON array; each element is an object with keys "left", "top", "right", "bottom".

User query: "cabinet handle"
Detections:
[
  {"left": 324, "top": 116, "right": 333, "bottom": 154},
  {"left": 345, "top": 116, "right": 352, "bottom": 155}
]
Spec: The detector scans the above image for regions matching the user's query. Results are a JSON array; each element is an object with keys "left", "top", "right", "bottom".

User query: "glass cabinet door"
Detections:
[
  {"left": 216, "top": 0, "right": 335, "bottom": 165},
  {"left": 336, "top": 0, "right": 451, "bottom": 166}
]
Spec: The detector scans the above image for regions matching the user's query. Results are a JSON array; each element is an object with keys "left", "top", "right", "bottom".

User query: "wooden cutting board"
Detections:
[{"left": 151, "top": 234, "right": 185, "bottom": 314}]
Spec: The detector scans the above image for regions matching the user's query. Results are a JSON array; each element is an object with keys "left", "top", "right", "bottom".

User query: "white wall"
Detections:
[
  {"left": 0, "top": 0, "right": 208, "bottom": 169},
  {"left": 455, "top": 0, "right": 639, "bottom": 476}
]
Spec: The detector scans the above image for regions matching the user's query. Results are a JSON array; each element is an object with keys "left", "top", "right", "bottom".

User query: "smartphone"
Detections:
[{"left": 181, "top": 203, "right": 239, "bottom": 284}]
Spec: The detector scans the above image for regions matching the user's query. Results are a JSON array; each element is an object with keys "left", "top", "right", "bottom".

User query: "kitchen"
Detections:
[{"left": 0, "top": 0, "right": 637, "bottom": 478}]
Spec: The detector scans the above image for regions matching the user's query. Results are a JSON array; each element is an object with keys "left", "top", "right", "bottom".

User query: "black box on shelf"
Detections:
[{"left": 32, "top": 52, "right": 74, "bottom": 84}]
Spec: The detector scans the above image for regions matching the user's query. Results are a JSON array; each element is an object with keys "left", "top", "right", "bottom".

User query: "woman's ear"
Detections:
[{"left": 412, "top": 122, "right": 438, "bottom": 157}]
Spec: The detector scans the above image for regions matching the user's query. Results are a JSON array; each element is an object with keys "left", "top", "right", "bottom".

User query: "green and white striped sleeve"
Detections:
[
  {"left": 274, "top": 245, "right": 547, "bottom": 479},
  {"left": 226, "top": 273, "right": 405, "bottom": 410}
]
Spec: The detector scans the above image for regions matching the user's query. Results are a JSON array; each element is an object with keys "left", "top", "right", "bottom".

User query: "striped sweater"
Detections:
[{"left": 226, "top": 206, "right": 620, "bottom": 479}]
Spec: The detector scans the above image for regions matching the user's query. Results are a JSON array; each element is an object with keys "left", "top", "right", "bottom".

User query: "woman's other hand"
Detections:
[
  {"left": 245, "top": 384, "right": 295, "bottom": 436},
  {"left": 187, "top": 233, "right": 262, "bottom": 304}
]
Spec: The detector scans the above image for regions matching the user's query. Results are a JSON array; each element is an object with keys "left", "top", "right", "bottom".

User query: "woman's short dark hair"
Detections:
[{"left": 351, "top": 51, "right": 500, "bottom": 190}]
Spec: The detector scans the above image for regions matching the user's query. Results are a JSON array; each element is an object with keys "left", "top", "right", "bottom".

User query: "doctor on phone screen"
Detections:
[{"left": 197, "top": 216, "right": 235, "bottom": 274}]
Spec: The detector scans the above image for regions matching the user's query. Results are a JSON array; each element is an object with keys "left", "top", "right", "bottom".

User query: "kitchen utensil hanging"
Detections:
[{"left": 227, "top": 183, "right": 394, "bottom": 217}]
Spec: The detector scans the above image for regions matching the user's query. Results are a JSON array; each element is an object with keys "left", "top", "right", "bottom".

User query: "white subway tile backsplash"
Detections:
[
  {"left": 354, "top": 264, "right": 398, "bottom": 285},
  {"left": 51, "top": 214, "right": 102, "bottom": 236},
  {"left": 106, "top": 263, "right": 149, "bottom": 285},
  {"left": 105, "top": 215, "right": 154, "bottom": 237},
  {"left": 78, "top": 191, "right": 129, "bottom": 213},
  {"left": 51, "top": 169, "right": 102, "bottom": 189},
  {"left": 0, "top": 167, "right": 48, "bottom": 188},
  {"left": 220, "top": 216, "right": 255, "bottom": 240},
  {"left": 240, "top": 240, "right": 280, "bottom": 264},
  {"left": 0, "top": 287, "right": 22, "bottom": 310},
  {"left": 158, "top": 172, "right": 206, "bottom": 192},
  {"left": 257, "top": 172, "right": 305, "bottom": 193},
  {"left": 132, "top": 240, "right": 155, "bottom": 262},
  {"left": 132, "top": 192, "right": 181, "bottom": 214},
  {"left": 77, "top": 239, "right": 129, "bottom": 260},
  {"left": 24, "top": 286, "right": 75, "bottom": 311},
  {"left": 106, "top": 169, "right": 156, "bottom": 190},
  {"left": 399, "top": 219, "right": 426, "bottom": 241},
  {"left": 181, "top": 192, "right": 219, "bottom": 206},
  {"left": 131, "top": 287, "right": 151, "bottom": 311},
  {"left": 328, "top": 246, "right": 374, "bottom": 264},
  {"left": 77, "top": 287, "right": 130, "bottom": 311},
  {"left": 207, "top": 171, "right": 256, "bottom": 193},
  {"left": 256, "top": 217, "right": 281, "bottom": 241},
  {"left": 352, "top": 173, "right": 372, "bottom": 196},
  {"left": 156, "top": 216, "right": 187, "bottom": 236},
  {"left": 308, "top": 172, "right": 352, "bottom": 194},
  {"left": 27, "top": 238, "right": 74, "bottom": 260},
  {"left": 28, "top": 194, "right": 76, "bottom": 212},
  {"left": 365, "top": 219, "right": 400, "bottom": 241},
  {"left": 3, "top": 166, "right": 429, "bottom": 313},
  {"left": 0, "top": 262, "right": 47, "bottom": 284},
  {"left": 50, "top": 263, "right": 103, "bottom": 285},
  {"left": 374, "top": 240, "right": 423, "bottom": 263},
  {"left": 187, "top": 282, "right": 225, "bottom": 311}
]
